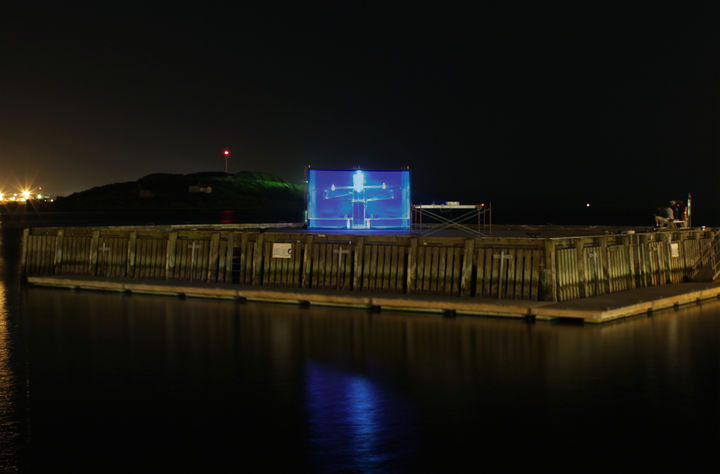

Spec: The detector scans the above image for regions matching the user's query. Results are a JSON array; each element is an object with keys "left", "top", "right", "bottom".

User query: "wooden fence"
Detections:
[
  {"left": 21, "top": 226, "right": 715, "bottom": 302},
  {"left": 550, "top": 231, "right": 713, "bottom": 301}
]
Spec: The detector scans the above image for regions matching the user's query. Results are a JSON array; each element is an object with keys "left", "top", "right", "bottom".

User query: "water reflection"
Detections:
[
  {"left": 13, "top": 284, "right": 720, "bottom": 472},
  {"left": 306, "top": 361, "right": 414, "bottom": 472},
  {"left": 0, "top": 280, "right": 20, "bottom": 472},
  {"left": 0, "top": 222, "right": 24, "bottom": 473}
]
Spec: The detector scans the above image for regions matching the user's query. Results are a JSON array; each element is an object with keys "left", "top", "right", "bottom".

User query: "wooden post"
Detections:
[
  {"left": 207, "top": 232, "right": 220, "bottom": 282},
  {"left": 239, "top": 233, "right": 249, "bottom": 283},
  {"left": 626, "top": 234, "right": 637, "bottom": 289},
  {"left": 166, "top": 232, "right": 177, "bottom": 280},
  {"left": 252, "top": 233, "right": 264, "bottom": 286},
  {"left": 89, "top": 230, "right": 100, "bottom": 276},
  {"left": 636, "top": 234, "right": 646, "bottom": 288},
  {"left": 126, "top": 231, "right": 137, "bottom": 278},
  {"left": 334, "top": 246, "right": 351, "bottom": 290},
  {"left": 265, "top": 237, "right": 275, "bottom": 286},
  {"left": 407, "top": 238, "right": 418, "bottom": 294},
  {"left": 353, "top": 237, "right": 364, "bottom": 291},
  {"left": 600, "top": 236, "right": 610, "bottom": 294},
  {"left": 302, "top": 235, "right": 313, "bottom": 288},
  {"left": 680, "top": 232, "right": 689, "bottom": 280},
  {"left": 20, "top": 228, "right": 30, "bottom": 276},
  {"left": 381, "top": 245, "right": 391, "bottom": 290},
  {"left": 224, "top": 232, "right": 235, "bottom": 283},
  {"left": 53, "top": 229, "right": 64, "bottom": 275},
  {"left": 653, "top": 238, "right": 662, "bottom": 285},
  {"left": 554, "top": 243, "right": 564, "bottom": 301},
  {"left": 575, "top": 238, "right": 586, "bottom": 298},
  {"left": 492, "top": 249, "right": 513, "bottom": 299},
  {"left": 460, "top": 239, "right": 475, "bottom": 297},
  {"left": 665, "top": 233, "right": 673, "bottom": 284},
  {"left": 542, "top": 239, "right": 557, "bottom": 302}
]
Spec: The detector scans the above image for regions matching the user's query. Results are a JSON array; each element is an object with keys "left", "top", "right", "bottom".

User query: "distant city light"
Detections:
[
  {"left": 21, "top": 190, "right": 30, "bottom": 201},
  {"left": 586, "top": 203, "right": 591, "bottom": 207}
]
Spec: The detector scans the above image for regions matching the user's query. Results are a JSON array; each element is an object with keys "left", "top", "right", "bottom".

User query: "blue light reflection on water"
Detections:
[{"left": 305, "top": 361, "right": 416, "bottom": 472}]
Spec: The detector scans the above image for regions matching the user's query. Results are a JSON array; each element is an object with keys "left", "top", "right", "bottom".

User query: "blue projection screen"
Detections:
[{"left": 307, "top": 169, "right": 411, "bottom": 229}]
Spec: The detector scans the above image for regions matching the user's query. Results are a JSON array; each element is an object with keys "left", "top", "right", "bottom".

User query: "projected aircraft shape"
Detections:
[{"left": 322, "top": 170, "right": 399, "bottom": 229}]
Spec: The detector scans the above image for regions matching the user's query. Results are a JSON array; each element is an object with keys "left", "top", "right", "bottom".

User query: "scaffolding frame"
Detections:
[{"left": 412, "top": 203, "right": 492, "bottom": 236}]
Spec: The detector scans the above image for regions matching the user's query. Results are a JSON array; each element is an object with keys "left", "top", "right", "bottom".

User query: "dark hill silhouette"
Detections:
[{"left": 52, "top": 172, "right": 305, "bottom": 213}]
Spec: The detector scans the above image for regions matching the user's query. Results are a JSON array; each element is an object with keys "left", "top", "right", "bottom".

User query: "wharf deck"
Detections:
[
  {"left": 26, "top": 275, "right": 720, "bottom": 323},
  {"left": 21, "top": 225, "right": 717, "bottom": 304}
]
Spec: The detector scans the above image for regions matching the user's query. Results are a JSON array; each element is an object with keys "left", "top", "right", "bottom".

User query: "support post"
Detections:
[
  {"left": 224, "top": 232, "right": 235, "bottom": 283},
  {"left": 302, "top": 235, "right": 313, "bottom": 288},
  {"left": 407, "top": 238, "right": 418, "bottom": 294},
  {"left": 626, "top": 234, "right": 637, "bottom": 289},
  {"left": 252, "top": 233, "right": 264, "bottom": 286},
  {"left": 460, "top": 239, "right": 475, "bottom": 297},
  {"left": 239, "top": 233, "right": 249, "bottom": 283},
  {"left": 20, "top": 228, "right": 29, "bottom": 276},
  {"left": 166, "top": 232, "right": 177, "bottom": 280},
  {"left": 600, "top": 236, "right": 610, "bottom": 293},
  {"left": 126, "top": 231, "right": 137, "bottom": 278},
  {"left": 89, "top": 230, "right": 100, "bottom": 276},
  {"left": 207, "top": 232, "right": 220, "bottom": 282},
  {"left": 353, "top": 237, "right": 364, "bottom": 291},
  {"left": 542, "top": 239, "right": 557, "bottom": 301},
  {"left": 53, "top": 229, "right": 64, "bottom": 275},
  {"left": 665, "top": 233, "right": 673, "bottom": 284},
  {"left": 639, "top": 234, "right": 649, "bottom": 287},
  {"left": 576, "top": 238, "right": 586, "bottom": 298}
]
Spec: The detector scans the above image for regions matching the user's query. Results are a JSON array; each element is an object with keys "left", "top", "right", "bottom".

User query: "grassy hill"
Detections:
[{"left": 52, "top": 172, "right": 305, "bottom": 212}]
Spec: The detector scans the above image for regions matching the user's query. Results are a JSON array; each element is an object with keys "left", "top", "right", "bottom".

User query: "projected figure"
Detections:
[
  {"left": 307, "top": 169, "right": 410, "bottom": 230},
  {"left": 323, "top": 170, "right": 397, "bottom": 229}
]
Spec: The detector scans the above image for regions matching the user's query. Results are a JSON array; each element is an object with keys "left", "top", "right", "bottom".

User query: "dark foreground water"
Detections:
[{"left": 2, "top": 225, "right": 720, "bottom": 472}]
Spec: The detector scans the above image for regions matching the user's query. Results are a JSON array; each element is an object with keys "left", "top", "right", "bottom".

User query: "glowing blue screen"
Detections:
[{"left": 308, "top": 169, "right": 410, "bottom": 229}]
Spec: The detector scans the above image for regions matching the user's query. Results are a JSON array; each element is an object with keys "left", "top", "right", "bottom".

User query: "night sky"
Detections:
[{"left": 2, "top": 4, "right": 719, "bottom": 219}]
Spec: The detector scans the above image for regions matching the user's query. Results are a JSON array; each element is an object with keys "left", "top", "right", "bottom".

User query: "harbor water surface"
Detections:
[{"left": 2, "top": 221, "right": 720, "bottom": 472}]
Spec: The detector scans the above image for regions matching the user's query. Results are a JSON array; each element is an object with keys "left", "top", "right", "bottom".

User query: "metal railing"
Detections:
[{"left": 412, "top": 203, "right": 492, "bottom": 236}]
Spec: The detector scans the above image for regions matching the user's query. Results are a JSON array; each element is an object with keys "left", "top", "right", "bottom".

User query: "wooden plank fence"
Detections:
[
  {"left": 21, "top": 227, "right": 715, "bottom": 302},
  {"left": 551, "top": 231, "right": 714, "bottom": 301}
]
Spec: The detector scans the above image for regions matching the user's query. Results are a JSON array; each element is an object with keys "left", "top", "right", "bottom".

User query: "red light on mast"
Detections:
[{"left": 223, "top": 149, "right": 230, "bottom": 157}]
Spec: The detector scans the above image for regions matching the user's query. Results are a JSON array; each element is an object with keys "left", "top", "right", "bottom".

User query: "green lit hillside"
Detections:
[{"left": 52, "top": 172, "right": 305, "bottom": 211}]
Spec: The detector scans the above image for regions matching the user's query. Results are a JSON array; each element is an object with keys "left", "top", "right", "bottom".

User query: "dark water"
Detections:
[{"left": 2, "top": 224, "right": 720, "bottom": 472}]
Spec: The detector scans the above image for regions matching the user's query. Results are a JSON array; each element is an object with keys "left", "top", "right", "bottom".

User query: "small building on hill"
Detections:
[{"left": 188, "top": 185, "right": 212, "bottom": 194}]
